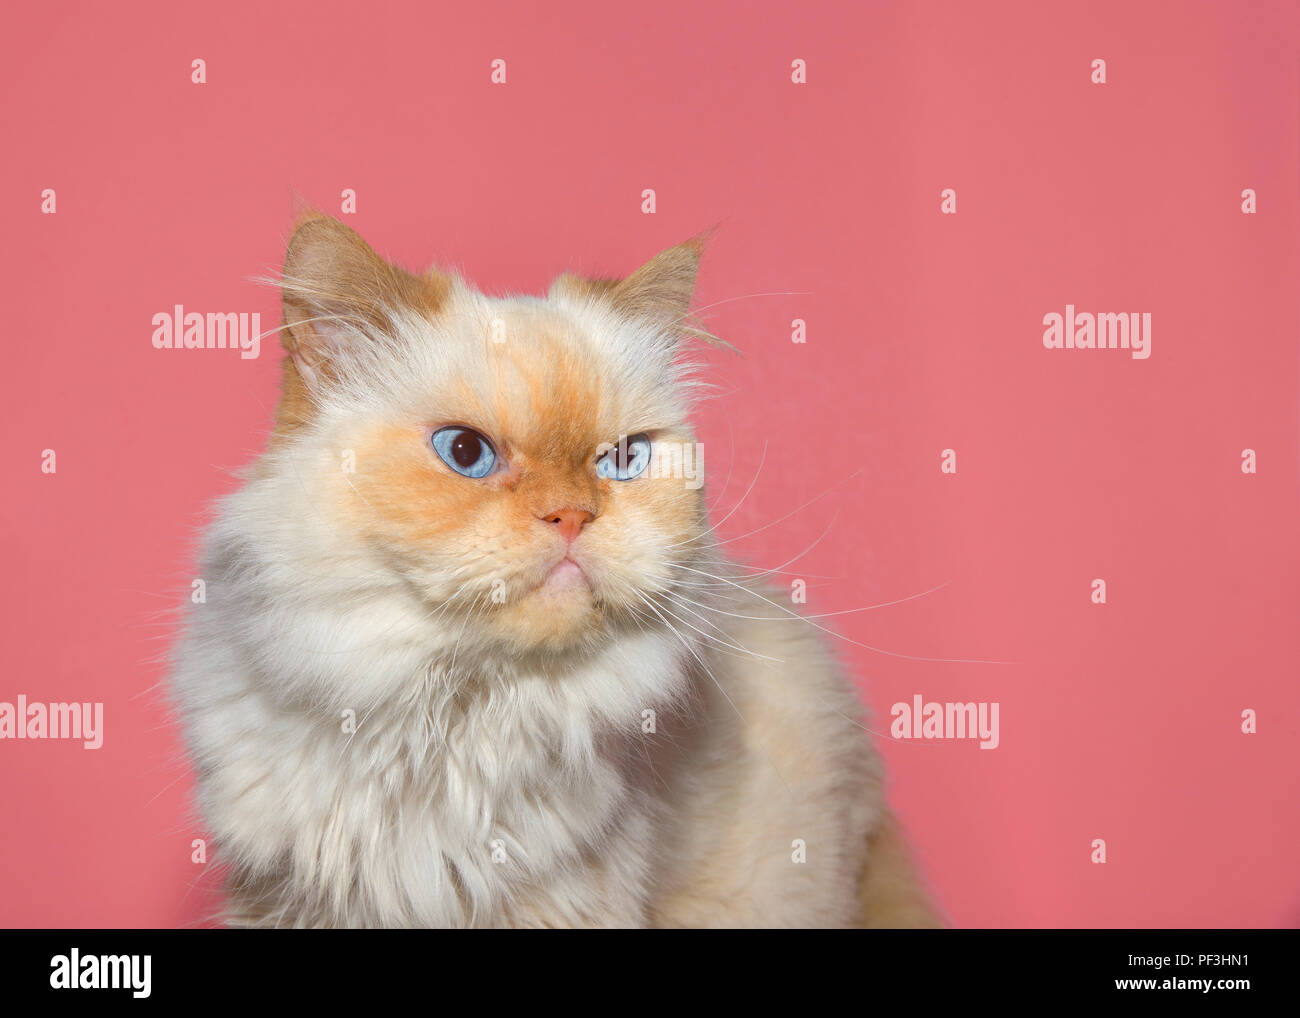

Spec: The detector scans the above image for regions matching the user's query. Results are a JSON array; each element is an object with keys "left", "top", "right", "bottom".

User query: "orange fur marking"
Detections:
[{"left": 272, "top": 213, "right": 452, "bottom": 443}]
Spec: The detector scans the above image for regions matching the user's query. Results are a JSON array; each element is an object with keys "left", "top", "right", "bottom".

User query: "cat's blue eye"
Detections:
[
  {"left": 596, "top": 434, "right": 651, "bottom": 481},
  {"left": 431, "top": 426, "right": 497, "bottom": 479}
]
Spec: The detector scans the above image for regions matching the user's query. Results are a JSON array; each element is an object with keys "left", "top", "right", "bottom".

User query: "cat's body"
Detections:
[{"left": 170, "top": 215, "right": 938, "bottom": 927}]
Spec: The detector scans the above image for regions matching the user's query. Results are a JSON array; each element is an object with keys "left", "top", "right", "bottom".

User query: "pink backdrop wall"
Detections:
[{"left": 2, "top": 0, "right": 1296, "bottom": 927}]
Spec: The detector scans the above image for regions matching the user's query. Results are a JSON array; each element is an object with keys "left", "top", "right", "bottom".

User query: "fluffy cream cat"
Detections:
[{"left": 170, "top": 214, "right": 939, "bottom": 928}]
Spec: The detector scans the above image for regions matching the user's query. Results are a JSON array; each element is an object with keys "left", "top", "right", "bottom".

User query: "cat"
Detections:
[{"left": 169, "top": 213, "right": 940, "bottom": 928}]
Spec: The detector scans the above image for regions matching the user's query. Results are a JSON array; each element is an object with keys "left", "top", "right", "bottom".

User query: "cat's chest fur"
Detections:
[{"left": 180, "top": 614, "right": 691, "bottom": 928}]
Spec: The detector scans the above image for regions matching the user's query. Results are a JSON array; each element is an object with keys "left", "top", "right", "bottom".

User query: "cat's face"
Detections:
[{"left": 270, "top": 216, "right": 713, "bottom": 657}]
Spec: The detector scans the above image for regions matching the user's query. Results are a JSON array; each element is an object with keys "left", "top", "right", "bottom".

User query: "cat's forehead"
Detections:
[{"left": 421, "top": 291, "right": 687, "bottom": 454}]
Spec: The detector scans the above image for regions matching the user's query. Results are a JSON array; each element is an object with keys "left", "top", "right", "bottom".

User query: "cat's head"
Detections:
[{"left": 264, "top": 214, "right": 716, "bottom": 660}]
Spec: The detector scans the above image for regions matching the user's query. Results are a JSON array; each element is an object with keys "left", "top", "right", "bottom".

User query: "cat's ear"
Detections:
[
  {"left": 279, "top": 213, "right": 450, "bottom": 386},
  {"left": 551, "top": 234, "right": 711, "bottom": 340}
]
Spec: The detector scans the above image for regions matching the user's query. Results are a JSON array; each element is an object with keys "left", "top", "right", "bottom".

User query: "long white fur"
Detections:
[{"left": 170, "top": 275, "right": 882, "bottom": 927}]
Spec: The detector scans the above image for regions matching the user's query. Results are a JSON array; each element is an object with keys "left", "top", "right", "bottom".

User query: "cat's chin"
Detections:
[
  {"left": 488, "top": 569, "right": 604, "bottom": 651},
  {"left": 540, "top": 558, "right": 588, "bottom": 592}
]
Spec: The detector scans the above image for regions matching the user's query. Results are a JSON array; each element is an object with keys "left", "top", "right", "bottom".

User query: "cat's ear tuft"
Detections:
[
  {"left": 609, "top": 236, "right": 705, "bottom": 328},
  {"left": 551, "top": 233, "right": 719, "bottom": 345},
  {"left": 279, "top": 213, "right": 450, "bottom": 385}
]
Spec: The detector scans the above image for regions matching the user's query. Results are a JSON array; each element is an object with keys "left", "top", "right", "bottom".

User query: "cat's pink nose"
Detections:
[{"left": 541, "top": 507, "right": 594, "bottom": 544}]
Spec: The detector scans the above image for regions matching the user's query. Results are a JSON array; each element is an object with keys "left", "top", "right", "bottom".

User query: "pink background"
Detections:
[{"left": 1, "top": 0, "right": 1297, "bottom": 928}]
